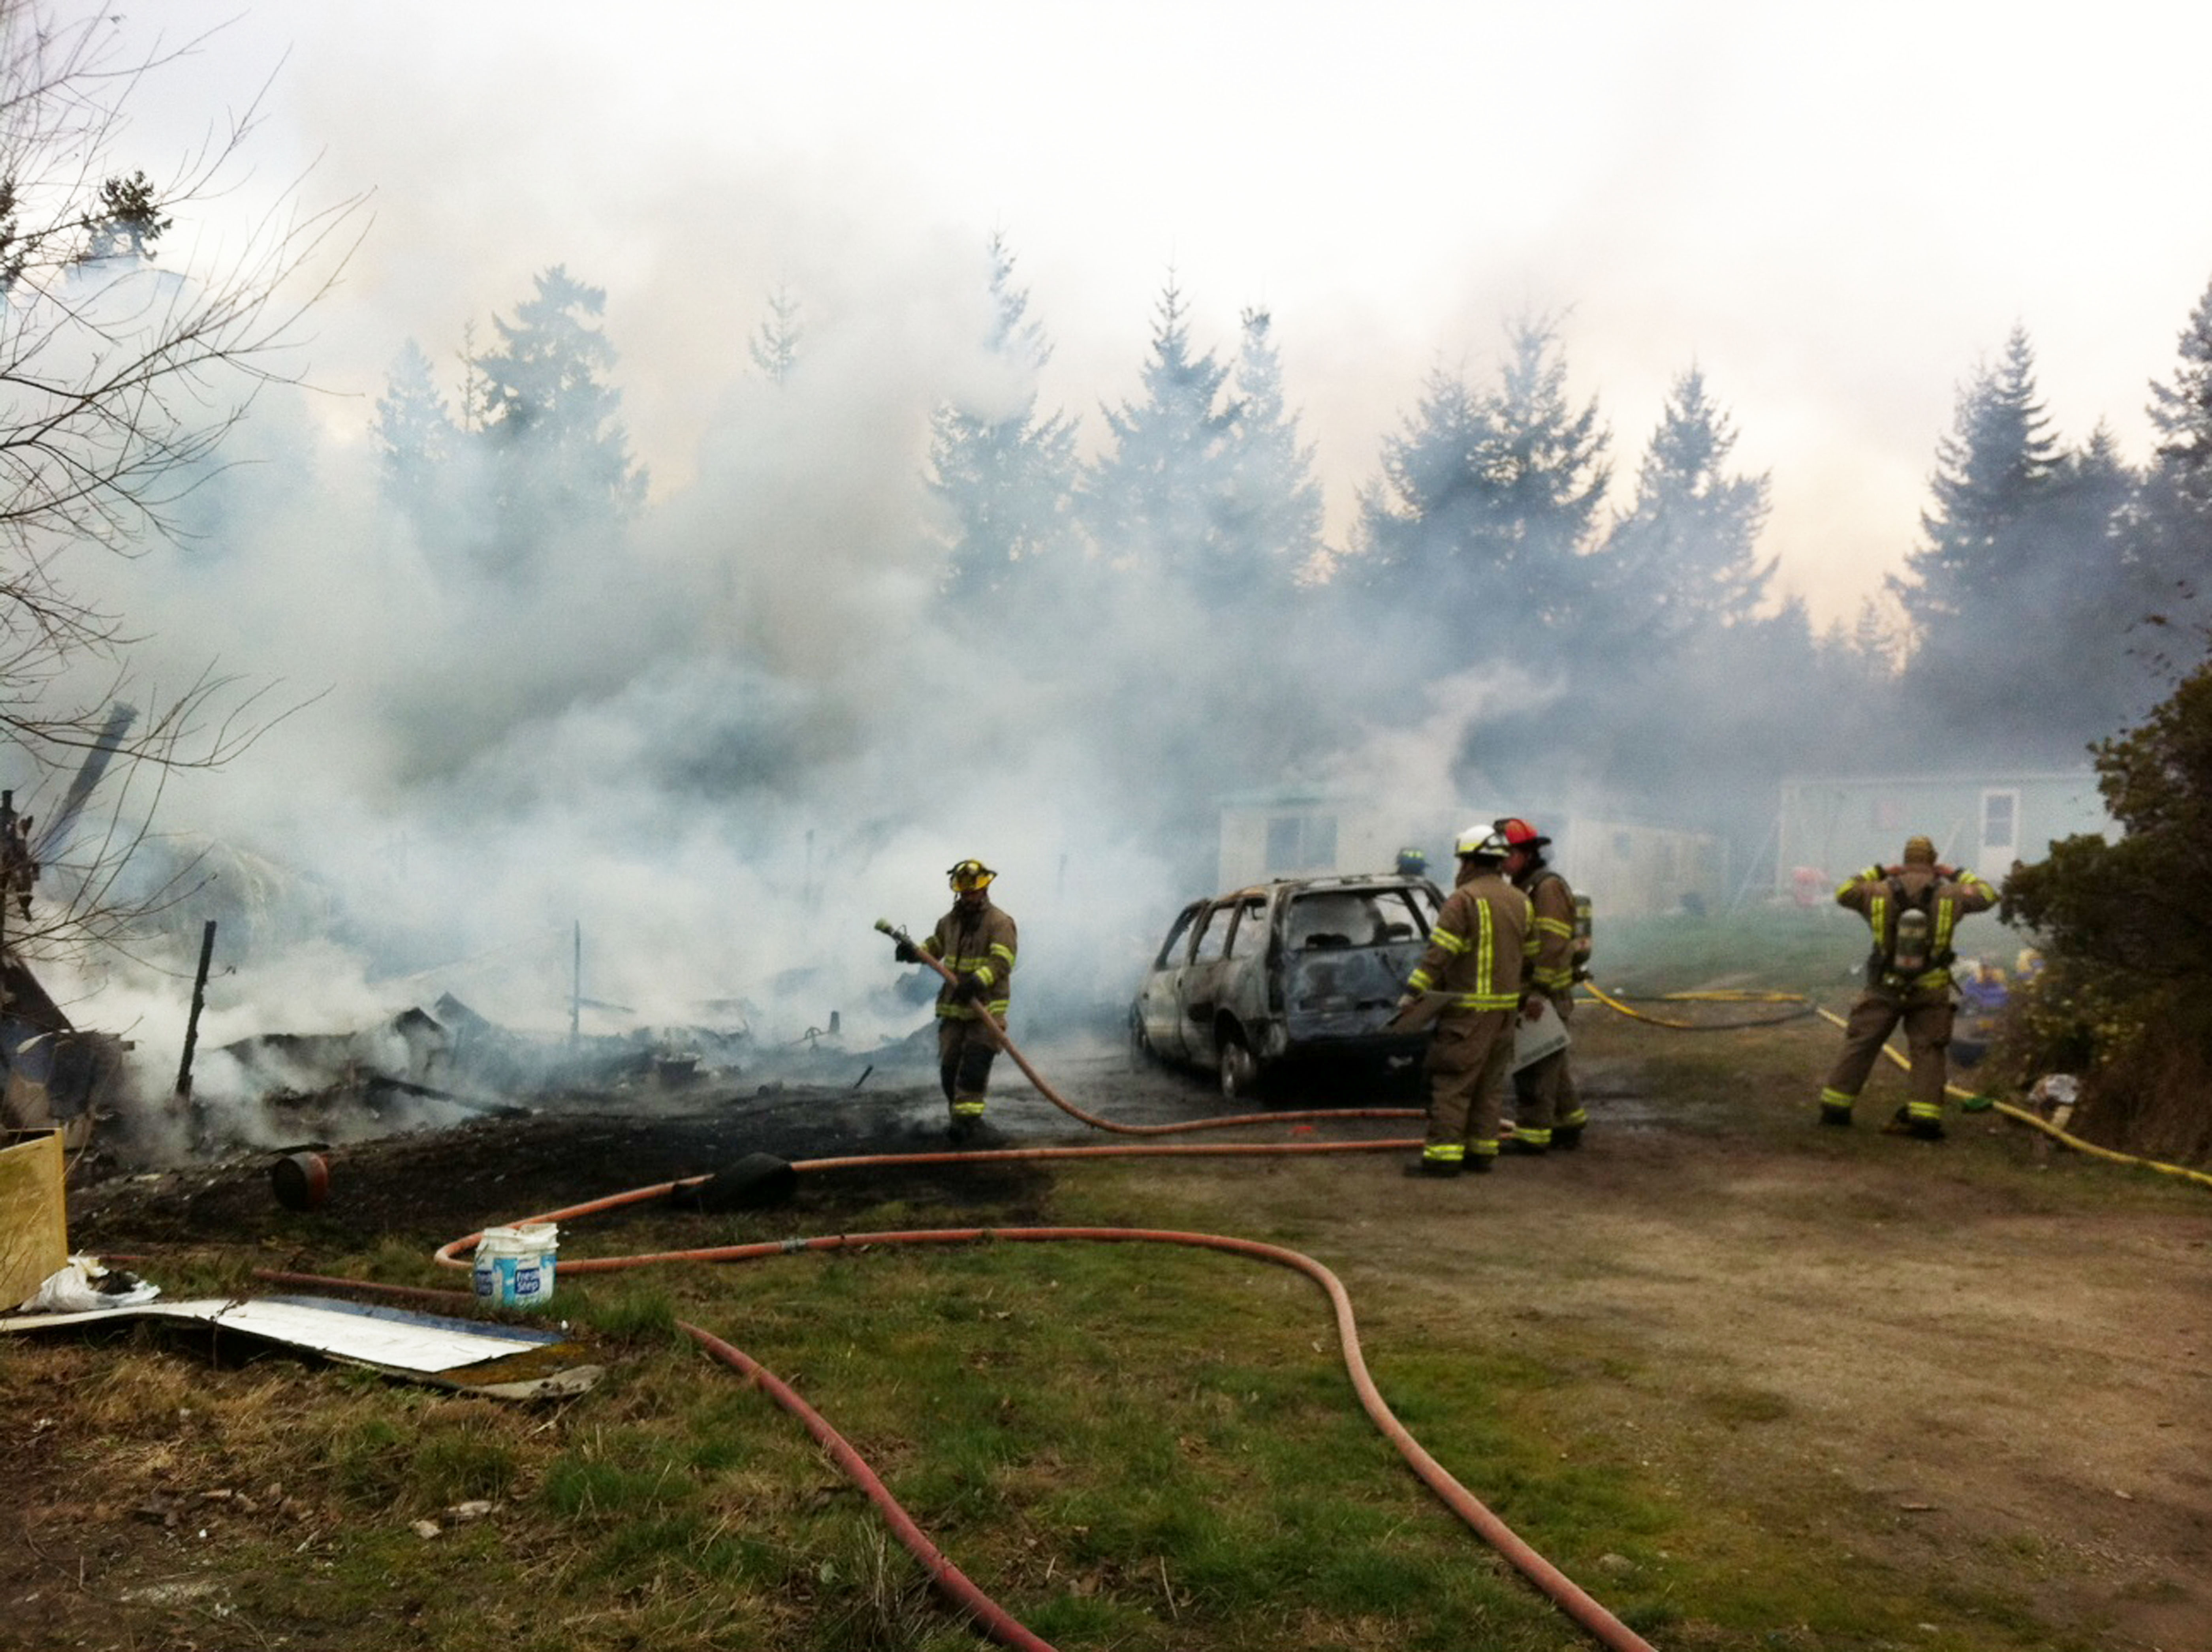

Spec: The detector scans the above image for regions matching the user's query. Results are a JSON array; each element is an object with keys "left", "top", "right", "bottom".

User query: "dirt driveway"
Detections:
[{"left": 36, "top": 1011, "right": 2212, "bottom": 1649}]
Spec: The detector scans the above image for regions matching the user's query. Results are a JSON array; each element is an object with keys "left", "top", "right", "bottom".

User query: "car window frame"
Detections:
[
  {"left": 1223, "top": 895, "right": 1269, "bottom": 958},
  {"left": 1189, "top": 898, "right": 1241, "bottom": 964},
  {"left": 1152, "top": 903, "right": 1204, "bottom": 970}
]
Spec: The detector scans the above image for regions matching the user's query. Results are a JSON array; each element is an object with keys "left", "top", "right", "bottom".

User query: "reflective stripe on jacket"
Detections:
[
  {"left": 1519, "top": 866, "right": 1578, "bottom": 997},
  {"left": 1406, "top": 867, "right": 1534, "bottom": 1012},
  {"left": 926, "top": 899, "right": 1019, "bottom": 1021},
  {"left": 1834, "top": 865, "right": 1998, "bottom": 994}
]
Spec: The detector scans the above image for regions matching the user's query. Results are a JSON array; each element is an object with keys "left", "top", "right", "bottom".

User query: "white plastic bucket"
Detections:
[{"left": 472, "top": 1222, "right": 558, "bottom": 1309}]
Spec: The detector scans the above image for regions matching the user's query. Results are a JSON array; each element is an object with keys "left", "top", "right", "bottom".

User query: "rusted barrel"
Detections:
[{"left": 271, "top": 1151, "right": 330, "bottom": 1212}]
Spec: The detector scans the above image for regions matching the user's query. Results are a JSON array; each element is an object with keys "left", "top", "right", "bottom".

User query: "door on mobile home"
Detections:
[{"left": 1978, "top": 788, "right": 2019, "bottom": 875}]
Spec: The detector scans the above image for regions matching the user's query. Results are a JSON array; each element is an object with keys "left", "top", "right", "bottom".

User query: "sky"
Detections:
[
  {"left": 127, "top": 0, "right": 2212, "bottom": 628},
  {"left": 22, "top": 0, "right": 2212, "bottom": 1126}
]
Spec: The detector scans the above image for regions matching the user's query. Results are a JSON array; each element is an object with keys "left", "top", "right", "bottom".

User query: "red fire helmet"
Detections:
[{"left": 1494, "top": 816, "right": 1551, "bottom": 851}]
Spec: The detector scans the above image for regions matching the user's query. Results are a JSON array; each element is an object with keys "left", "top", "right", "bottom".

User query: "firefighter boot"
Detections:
[
  {"left": 1552, "top": 1124, "right": 1584, "bottom": 1151},
  {"left": 1403, "top": 1158, "right": 1463, "bottom": 1179},
  {"left": 1819, "top": 1090, "right": 1855, "bottom": 1128}
]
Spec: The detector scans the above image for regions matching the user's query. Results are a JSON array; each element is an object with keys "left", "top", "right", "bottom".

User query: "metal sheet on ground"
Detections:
[{"left": 0, "top": 1291, "right": 599, "bottom": 1394}]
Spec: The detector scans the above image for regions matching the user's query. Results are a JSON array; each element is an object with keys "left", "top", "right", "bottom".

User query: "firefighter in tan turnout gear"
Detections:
[
  {"left": 1499, "top": 816, "right": 1589, "bottom": 1153},
  {"left": 1819, "top": 835, "right": 1999, "bottom": 1141},
  {"left": 895, "top": 859, "right": 1018, "bottom": 1139},
  {"left": 1399, "top": 825, "right": 1539, "bottom": 1178}
]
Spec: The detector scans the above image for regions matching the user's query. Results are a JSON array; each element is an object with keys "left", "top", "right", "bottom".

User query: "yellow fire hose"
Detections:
[
  {"left": 1578, "top": 975, "right": 2211, "bottom": 1192},
  {"left": 1798, "top": 1001, "right": 2212, "bottom": 1192}
]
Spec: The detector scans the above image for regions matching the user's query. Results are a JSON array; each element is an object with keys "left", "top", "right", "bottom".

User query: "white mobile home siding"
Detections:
[{"left": 1775, "top": 772, "right": 2116, "bottom": 892}]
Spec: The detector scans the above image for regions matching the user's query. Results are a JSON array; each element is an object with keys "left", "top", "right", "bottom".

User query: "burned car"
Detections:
[{"left": 1130, "top": 873, "right": 1445, "bottom": 1101}]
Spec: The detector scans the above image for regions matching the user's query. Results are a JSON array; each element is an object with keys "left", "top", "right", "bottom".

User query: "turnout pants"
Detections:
[
  {"left": 1511, "top": 994, "right": 1585, "bottom": 1145},
  {"left": 1422, "top": 1009, "right": 1515, "bottom": 1168},
  {"left": 938, "top": 1018, "right": 999, "bottom": 1119},
  {"left": 1821, "top": 987, "right": 1954, "bottom": 1129}
]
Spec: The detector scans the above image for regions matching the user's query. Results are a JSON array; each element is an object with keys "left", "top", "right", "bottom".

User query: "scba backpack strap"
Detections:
[{"left": 1867, "top": 874, "right": 1951, "bottom": 989}]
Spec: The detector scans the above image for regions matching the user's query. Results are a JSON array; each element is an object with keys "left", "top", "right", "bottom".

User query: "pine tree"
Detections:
[
  {"left": 1354, "top": 315, "right": 1608, "bottom": 659},
  {"left": 1478, "top": 314, "right": 1611, "bottom": 631},
  {"left": 1849, "top": 596, "right": 1903, "bottom": 682},
  {"left": 1354, "top": 363, "right": 1491, "bottom": 607},
  {"left": 372, "top": 340, "right": 455, "bottom": 509},
  {"left": 1213, "top": 306, "right": 1323, "bottom": 600},
  {"left": 1600, "top": 366, "right": 1772, "bottom": 649},
  {"left": 1081, "top": 274, "right": 1238, "bottom": 587},
  {"left": 77, "top": 170, "right": 169, "bottom": 261},
  {"left": 1893, "top": 326, "right": 2060, "bottom": 642},
  {"left": 750, "top": 284, "right": 803, "bottom": 387},
  {"left": 2136, "top": 274, "right": 2212, "bottom": 663},
  {"left": 926, "top": 234, "right": 1079, "bottom": 601},
  {"left": 1897, "top": 327, "right": 2142, "bottom": 750},
  {"left": 468, "top": 266, "right": 645, "bottom": 573}
]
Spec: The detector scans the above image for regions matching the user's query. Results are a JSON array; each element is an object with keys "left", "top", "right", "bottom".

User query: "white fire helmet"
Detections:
[{"left": 1453, "top": 824, "right": 1510, "bottom": 861}]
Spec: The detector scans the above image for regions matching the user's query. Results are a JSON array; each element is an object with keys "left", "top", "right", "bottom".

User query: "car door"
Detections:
[
  {"left": 1185, "top": 895, "right": 1265, "bottom": 1067},
  {"left": 1136, "top": 902, "right": 1204, "bottom": 1060}
]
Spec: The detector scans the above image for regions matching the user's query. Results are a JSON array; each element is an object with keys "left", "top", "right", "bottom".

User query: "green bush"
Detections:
[{"left": 2005, "top": 651, "right": 2212, "bottom": 1160}]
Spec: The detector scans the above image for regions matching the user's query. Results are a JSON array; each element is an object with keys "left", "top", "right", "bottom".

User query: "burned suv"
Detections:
[{"left": 1129, "top": 873, "right": 1444, "bottom": 1101}]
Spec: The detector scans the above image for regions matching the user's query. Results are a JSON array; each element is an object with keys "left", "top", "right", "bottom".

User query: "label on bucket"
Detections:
[{"left": 473, "top": 1223, "right": 558, "bottom": 1308}]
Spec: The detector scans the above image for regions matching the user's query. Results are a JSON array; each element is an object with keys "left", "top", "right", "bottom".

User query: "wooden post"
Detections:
[{"left": 175, "top": 920, "right": 217, "bottom": 1142}]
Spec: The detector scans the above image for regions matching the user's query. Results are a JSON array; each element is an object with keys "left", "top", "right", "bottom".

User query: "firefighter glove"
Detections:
[
  {"left": 955, "top": 972, "right": 987, "bottom": 1002},
  {"left": 893, "top": 939, "right": 921, "bottom": 964}
]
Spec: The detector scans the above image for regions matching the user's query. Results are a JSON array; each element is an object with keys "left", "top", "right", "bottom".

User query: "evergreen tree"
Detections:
[
  {"left": 1080, "top": 274, "right": 1238, "bottom": 587},
  {"left": 77, "top": 170, "right": 169, "bottom": 261},
  {"left": 1848, "top": 595, "right": 1904, "bottom": 682},
  {"left": 2135, "top": 273, "right": 2212, "bottom": 665},
  {"left": 1892, "top": 326, "right": 2060, "bottom": 644},
  {"left": 372, "top": 340, "right": 455, "bottom": 511},
  {"left": 1354, "top": 315, "right": 1608, "bottom": 660},
  {"left": 1354, "top": 362, "right": 1491, "bottom": 605},
  {"left": 1896, "top": 327, "right": 2141, "bottom": 752},
  {"left": 1478, "top": 314, "right": 1611, "bottom": 631},
  {"left": 926, "top": 233, "right": 1079, "bottom": 602},
  {"left": 1214, "top": 306, "right": 1323, "bottom": 599},
  {"left": 1600, "top": 366, "right": 1772, "bottom": 649},
  {"left": 469, "top": 265, "right": 645, "bottom": 573},
  {"left": 750, "top": 284, "right": 803, "bottom": 387}
]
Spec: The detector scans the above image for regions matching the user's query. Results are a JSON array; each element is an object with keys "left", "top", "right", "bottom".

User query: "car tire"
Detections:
[
  {"left": 1128, "top": 1008, "right": 1156, "bottom": 1068},
  {"left": 1218, "top": 1028, "right": 1261, "bottom": 1105}
]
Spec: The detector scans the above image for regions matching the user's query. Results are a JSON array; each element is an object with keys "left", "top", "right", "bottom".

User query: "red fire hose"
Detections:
[
  {"left": 401, "top": 932, "right": 1661, "bottom": 1651},
  {"left": 433, "top": 1199, "right": 1657, "bottom": 1652}
]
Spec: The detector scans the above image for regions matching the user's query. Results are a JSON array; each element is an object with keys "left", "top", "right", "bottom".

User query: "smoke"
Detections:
[{"left": 23, "top": 7, "right": 2205, "bottom": 1165}]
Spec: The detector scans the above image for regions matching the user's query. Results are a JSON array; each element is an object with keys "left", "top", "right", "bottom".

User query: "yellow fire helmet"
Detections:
[{"left": 948, "top": 858, "right": 997, "bottom": 892}]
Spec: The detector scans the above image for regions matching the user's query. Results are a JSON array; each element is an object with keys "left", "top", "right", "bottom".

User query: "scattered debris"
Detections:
[
  {"left": 16, "top": 1253, "right": 158, "bottom": 1312},
  {"left": 0, "top": 1290, "right": 603, "bottom": 1398}
]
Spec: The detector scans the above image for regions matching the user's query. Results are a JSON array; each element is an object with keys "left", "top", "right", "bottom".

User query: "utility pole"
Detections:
[{"left": 570, "top": 920, "right": 581, "bottom": 1048}]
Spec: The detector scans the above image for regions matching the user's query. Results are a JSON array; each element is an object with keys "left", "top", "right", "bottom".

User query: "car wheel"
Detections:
[
  {"left": 1218, "top": 1029, "right": 1260, "bottom": 1105},
  {"left": 1128, "top": 1007, "right": 1156, "bottom": 1068}
]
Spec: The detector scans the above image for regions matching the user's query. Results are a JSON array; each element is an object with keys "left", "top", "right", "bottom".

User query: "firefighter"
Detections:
[
  {"left": 895, "top": 858, "right": 1018, "bottom": 1139},
  {"left": 1395, "top": 846, "right": 1429, "bottom": 879},
  {"left": 1398, "top": 824, "right": 1538, "bottom": 1177},
  {"left": 1498, "top": 816, "right": 1588, "bottom": 1153},
  {"left": 1819, "top": 836, "right": 1999, "bottom": 1140}
]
